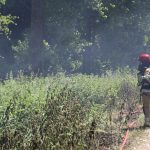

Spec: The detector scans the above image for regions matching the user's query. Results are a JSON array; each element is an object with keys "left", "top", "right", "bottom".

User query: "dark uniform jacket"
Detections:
[{"left": 138, "top": 61, "right": 150, "bottom": 91}]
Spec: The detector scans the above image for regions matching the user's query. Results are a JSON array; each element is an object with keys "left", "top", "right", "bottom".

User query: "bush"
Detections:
[{"left": 0, "top": 71, "right": 139, "bottom": 149}]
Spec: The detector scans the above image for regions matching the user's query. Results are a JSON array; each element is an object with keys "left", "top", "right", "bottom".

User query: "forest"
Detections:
[
  {"left": 0, "top": 0, "right": 148, "bottom": 149},
  {"left": 0, "top": 0, "right": 150, "bottom": 75}
]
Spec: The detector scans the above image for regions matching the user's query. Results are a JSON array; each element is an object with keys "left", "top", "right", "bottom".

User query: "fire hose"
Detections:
[{"left": 120, "top": 108, "right": 143, "bottom": 150}]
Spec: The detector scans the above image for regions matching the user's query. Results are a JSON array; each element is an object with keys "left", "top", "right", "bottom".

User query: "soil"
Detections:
[{"left": 126, "top": 128, "right": 150, "bottom": 150}]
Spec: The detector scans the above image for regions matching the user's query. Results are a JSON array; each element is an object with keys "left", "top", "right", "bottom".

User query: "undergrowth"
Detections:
[{"left": 0, "top": 71, "right": 140, "bottom": 149}]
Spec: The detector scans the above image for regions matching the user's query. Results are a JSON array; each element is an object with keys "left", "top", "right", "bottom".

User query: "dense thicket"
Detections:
[
  {"left": 0, "top": 72, "right": 139, "bottom": 149},
  {"left": 0, "top": 0, "right": 150, "bottom": 75}
]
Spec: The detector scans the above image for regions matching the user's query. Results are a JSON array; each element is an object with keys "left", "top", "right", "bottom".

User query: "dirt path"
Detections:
[{"left": 126, "top": 128, "right": 150, "bottom": 150}]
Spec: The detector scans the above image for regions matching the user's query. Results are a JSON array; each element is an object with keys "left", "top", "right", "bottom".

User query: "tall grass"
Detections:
[{"left": 0, "top": 70, "right": 139, "bottom": 149}]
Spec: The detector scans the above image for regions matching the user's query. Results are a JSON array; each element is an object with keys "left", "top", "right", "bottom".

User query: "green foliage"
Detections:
[
  {"left": 12, "top": 39, "right": 29, "bottom": 62},
  {"left": 0, "top": 1, "right": 16, "bottom": 37},
  {"left": 0, "top": 70, "right": 139, "bottom": 149},
  {"left": 1, "top": 0, "right": 150, "bottom": 74},
  {"left": 0, "top": 0, "right": 5, "bottom": 5},
  {"left": 89, "top": 0, "right": 108, "bottom": 18}
]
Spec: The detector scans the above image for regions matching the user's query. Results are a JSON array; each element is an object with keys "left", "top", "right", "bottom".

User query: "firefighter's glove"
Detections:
[{"left": 142, "top": 75, "right": 150, "bottom": 83}]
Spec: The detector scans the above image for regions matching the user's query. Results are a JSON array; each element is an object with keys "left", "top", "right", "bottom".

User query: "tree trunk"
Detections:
[{"left": 29, "top": 0, "right": 45, "bottom": 72}]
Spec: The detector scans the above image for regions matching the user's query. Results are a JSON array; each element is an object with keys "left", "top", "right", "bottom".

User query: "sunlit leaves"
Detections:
[
  {"left": 0, "top": 0, "right": 17, "bottom": 38},
  {"left": 0, "top": 0, "right": 6, "bottom": 6},
  {"left": 0, "top": 13, "right": 16, "bottom": 37},
  {"left": 88, "top": 0, "right": 108, "bottom": 18}
]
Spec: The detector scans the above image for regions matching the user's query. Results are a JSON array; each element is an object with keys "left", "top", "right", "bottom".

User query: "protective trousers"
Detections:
[{"left": 142, "top": 94, "right": 150, "bottom": 126}]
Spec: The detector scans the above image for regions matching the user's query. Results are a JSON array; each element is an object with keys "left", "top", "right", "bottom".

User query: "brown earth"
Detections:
[{"left": 126, "top": 128, "right": 150, "bottom": 150}]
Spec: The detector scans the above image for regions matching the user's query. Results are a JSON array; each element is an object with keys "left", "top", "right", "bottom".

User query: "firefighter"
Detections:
[{"left": 138, "top": 53, "right": 150, "bottom": 127}]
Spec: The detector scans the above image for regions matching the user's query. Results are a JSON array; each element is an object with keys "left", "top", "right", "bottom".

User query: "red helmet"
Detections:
[{"left": 139, "top": 53, "right": 150, "bottom": 62}]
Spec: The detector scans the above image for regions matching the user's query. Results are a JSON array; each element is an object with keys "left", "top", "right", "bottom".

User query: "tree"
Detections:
[
  {"left": 0, "top": 0, "right": 16, "bottom": 74},
  {"left": 0, "top": 0, "right": 16, "bottom": 37},
  {"left": 28, "top": 0, "right": 45, "bottom": 72},
  {"left": 2, "top": 0, "right": 150, "bottom": 75}
]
